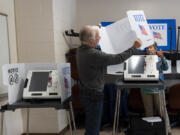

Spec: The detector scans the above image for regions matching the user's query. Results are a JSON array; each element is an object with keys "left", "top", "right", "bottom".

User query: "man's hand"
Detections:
[
  {"left": 157, "top": 49, "right": 164, "bottom": 58},
  {"left": 133, "top": 38, "right": 142, "bottom": 49},
  {"left": 97, "top": 24, "right": 101, "bottom": 28}
]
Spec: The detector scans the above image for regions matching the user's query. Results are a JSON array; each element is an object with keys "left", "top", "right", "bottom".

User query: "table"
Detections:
[
  {"left": 0, "top": 98, "right": 76, "bottom": 135},
  {"left": 113, "top": 79, "right": 165, "bottom": 135}
]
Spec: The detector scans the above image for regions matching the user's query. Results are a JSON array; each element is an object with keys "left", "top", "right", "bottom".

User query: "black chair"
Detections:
[
  {"left": 167, "top": 83, "right": 180, "bottom": 127},
  {"left": 128, "top": 88, "right": 145, "bottom": 116}
]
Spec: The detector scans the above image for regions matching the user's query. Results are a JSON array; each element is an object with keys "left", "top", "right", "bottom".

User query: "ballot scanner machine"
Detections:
[
  {"left": 124, "top": 55, "right": 159, "bottom": 81},
  {"left": 23, "top": 70, "right": 61, "bottom": 99}
]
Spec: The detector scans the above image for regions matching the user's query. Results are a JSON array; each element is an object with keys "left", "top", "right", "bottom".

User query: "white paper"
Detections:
[
  {"left": 99, "top": 27, "right": 114, "bottom": 54},
  {"left": 127, "top": 10, "right": 154, "bottom": 49},
  {"left": 176, "top": 60, "right": 180, "bottom": 73},
  {"left": 99, "top": 10, "right": 154, "bottom": 54},
  {"left": 99, "top": 18, "right": 137, "bottom": 54},
  {"left": 163, "top": 60, "right": 171, "bottom": 74},
  {"left": 107, "top": 63, "right": 124, "bottom": 75},
  {"left": 142, "top": 117, "right": 162, "bottom": 123}
]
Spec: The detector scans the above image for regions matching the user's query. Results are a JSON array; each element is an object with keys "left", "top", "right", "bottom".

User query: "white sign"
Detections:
[
  {"left": 149, "top": 23, "right": 167, "bottom": 46},
  {"left": 127, "top": 10, "right": 154, "bottom": 49},
  {"left": 99, "top": 10, "right": 154, "bottom": 55}
]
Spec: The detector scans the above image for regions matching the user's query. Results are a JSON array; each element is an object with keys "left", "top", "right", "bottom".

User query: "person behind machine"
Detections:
[{"left": 141, "top": 42, "right": 171, "bottom": 135}]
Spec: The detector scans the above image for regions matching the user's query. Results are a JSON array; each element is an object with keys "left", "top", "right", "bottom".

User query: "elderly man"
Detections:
[{"left": 76, "top": 25, "right": 142, "bottom": 135}]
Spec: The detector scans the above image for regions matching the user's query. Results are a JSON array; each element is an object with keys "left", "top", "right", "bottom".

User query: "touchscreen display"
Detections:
[
  {"left": 128, "top": 56, "right": 145, "bottom": 74},
  {"left": 29, "top": 72, "right": 49, "bottom": 92}
]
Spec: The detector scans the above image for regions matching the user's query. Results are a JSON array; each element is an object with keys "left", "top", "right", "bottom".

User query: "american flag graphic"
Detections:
[
  {"left": 139, "top": 24, "right": 148, "bottom": 35},
  {"left": 64, "top": 77, "right": 69, "bottom": 88},
  {"left": 153, "top": 31, "right": 162, "bottom": 39}
]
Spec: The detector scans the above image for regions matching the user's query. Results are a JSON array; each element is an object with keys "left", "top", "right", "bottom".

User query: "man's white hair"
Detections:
[{"left": 79, "top": 25, "right": 97, "bottom": 44}]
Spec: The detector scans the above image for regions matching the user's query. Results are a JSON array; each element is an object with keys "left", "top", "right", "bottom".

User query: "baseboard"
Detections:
[
  {"left": 21, "top": 133, "right": 59, "bottom": 135},
  {"left": 59, "top": 125, "right": 69, "bottom": 135},
  {"left": 21, "top": 125, "right": 69, "bottom": 135}
]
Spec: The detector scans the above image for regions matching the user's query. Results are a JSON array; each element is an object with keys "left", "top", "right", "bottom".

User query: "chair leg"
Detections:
[
  {"left": 1, "top": 112, "right": 4, "bottom": 135},
  {"left": 67, "top": 110, "right": 73, "bottom": 135},
  {"left": 170, "top": 113, "right": 180, "bottom": 127}
]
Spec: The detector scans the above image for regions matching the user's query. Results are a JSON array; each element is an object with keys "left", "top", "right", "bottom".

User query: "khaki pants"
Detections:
[{"left": 141, "top": 91, "right": 171, "bottom": 135}]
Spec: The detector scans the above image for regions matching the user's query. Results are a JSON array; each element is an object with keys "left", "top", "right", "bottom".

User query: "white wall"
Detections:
[
  {"left": 0, "top": 0, "right": 19, "bottom": 135},
  {"left": 15, "top": 0, "right": 77, "bottom": 63},
  {"left": 14, "top": 0, "right": 77, "bottom": 133},
  {"left": 15, "top": 0, "right": 55, "bottom": 63},
  {"left": 76, "top": 0, "right": 180, "bottom": 30},
  {"left": 53, "top": 0, "right": 77, "bottom": 62},
  {"left": 0, "top": 0, "right": 17, "bottom": 63},
  {"left": 15, "top": 1, "right": 57, "bottom": 132},
  {"left": 53, "top": 0, "right": 77, "bottom": 131}
]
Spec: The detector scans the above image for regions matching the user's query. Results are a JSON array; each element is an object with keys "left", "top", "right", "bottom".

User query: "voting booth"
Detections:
[
  {"left": 0, "top": 63, "right": 74, "bottom": 135},
  {"left": 2, "top": 63, "right": 71, "bottom": 104},
  {"left": 23, "top": 70, "right": 61, "bottom": 99},
  {"left": 124, "top": 55, "right": 159, "bottom": 81}
]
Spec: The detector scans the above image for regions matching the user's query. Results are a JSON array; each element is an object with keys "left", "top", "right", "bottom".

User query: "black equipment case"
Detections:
[{"left": 126, "top": 118, "right": 166, "bottom": 135}]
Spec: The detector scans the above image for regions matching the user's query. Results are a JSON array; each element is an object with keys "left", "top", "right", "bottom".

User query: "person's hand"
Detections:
[
  {"left": 97, "top": 24, "right": 101, "bottom": 28},
  {"left": 133, "top": 38, "right": 142, "bottom": 49},
  {"left": 157, "top": 49, "right": 164, "bottom": 58}
]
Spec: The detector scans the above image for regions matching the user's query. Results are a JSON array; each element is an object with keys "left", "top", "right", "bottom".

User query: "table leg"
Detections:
[
  {"left": 158, "top": 90, "right": 168, "bottom": 135},
  {"left": 1, "top": 112, "right": 4, "bottom": 135},
  {"left": 158, "top": 91, "right": 163, "bottom": 117},
  {"left": 26, "top": 108, "right": 30, "bottom": 135},
  {"left": 67, "top": 110, "right": 73, "bottom": 135},
  {"left": 113, "top": 89, "right": 118, "bottom": 135},
  {"left": 113, "top": 87, "right": 121, "bottom": 135},
  {"left": 116, "top": 87, "right": 121, "bottom": 135},
  {"left": 162, "top": 90, "right": 168, "bottom": 135},
  {"left": 69, "top": 101, "right": 76, "bottom": 135}
]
